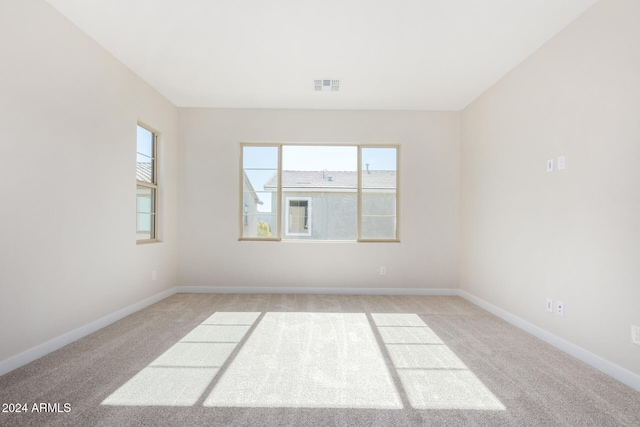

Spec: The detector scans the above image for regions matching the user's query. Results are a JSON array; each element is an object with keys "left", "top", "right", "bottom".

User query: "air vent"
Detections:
[{"left": 314, "top": 79, "right": 340, "bottom": 92}]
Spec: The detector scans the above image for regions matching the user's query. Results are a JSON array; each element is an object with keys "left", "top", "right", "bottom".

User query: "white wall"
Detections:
[
  {"left": 0, "top": 0, "right": 178, "bottom": 364},
  {"left": 4, "top": 0, "right": 637, "bottom": 391},
  {"left": 178, "top": 109, "right": 460, "bottom": 291},
  {"left": 461, "top": 0, "right": 640, "bottom": 377}
]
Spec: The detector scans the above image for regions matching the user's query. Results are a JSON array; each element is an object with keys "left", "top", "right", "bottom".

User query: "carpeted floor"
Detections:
[{"left": 1, "top": 294, "right": 639, "bottom": 426}]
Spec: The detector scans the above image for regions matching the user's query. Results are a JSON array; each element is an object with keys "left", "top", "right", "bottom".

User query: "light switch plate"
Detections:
[{"left": 557, "top": 156, "right": 566, "bottom": 170}]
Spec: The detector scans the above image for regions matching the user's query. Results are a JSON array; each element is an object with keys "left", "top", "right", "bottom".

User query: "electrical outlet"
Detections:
[
  {"left": 556, "top": 301, "right": 564, "bottom": 317},
  {"left": 632, "top": 325, "right": 640, "bottom": 345},
  {"left": 546, "top": 298, "right": 553, "bottom": 313},
  {"left": 546, "top": 159, "right": 554, "bottom": 172},
  {"left": 379, "top": 266, "right": 386, "bottom": 275}
]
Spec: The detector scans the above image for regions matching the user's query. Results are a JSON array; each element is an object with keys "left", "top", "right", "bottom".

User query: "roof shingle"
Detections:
[{"left": 264, "top": 170, "right": 395, "bottom": 190}]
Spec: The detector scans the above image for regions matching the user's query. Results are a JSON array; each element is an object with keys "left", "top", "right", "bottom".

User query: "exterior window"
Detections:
[
  {"left": 240, "top": 144, "right": 399, "bottom": 242},
  {"left": 286, "top": 197, "right": 311, "bottom": 236},
  {"left": 136, "top": 124, "right": 158, "bottom": 242}
]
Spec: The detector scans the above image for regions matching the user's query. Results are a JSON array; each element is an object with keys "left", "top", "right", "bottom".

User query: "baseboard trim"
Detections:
[
  {"left": 459, "top": 290, "right": 640, "bottom": 393},
  {"left": 176, "top": 285, "right": 459, "bottom": 296},
  {"left": 0, "top": 287, "right": 177, "bottom": 378},
  {"left": 4, "top": 286, "right": 637, "bottom": 394}
]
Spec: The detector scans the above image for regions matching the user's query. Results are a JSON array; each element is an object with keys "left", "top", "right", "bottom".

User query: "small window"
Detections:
[
  {"left": 286, "top": 197, "right": 311, "bottom": 236},
  {"left": 136, "top": 124, "right": 158, "bottom": 242}
]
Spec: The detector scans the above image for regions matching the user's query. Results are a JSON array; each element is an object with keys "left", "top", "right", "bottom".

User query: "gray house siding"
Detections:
[
  {"left": 280, "top": 191, "right": 357, "bottom": 240},
  {"left": 263, "top": 170, "right": 396, "bottom": 240}
]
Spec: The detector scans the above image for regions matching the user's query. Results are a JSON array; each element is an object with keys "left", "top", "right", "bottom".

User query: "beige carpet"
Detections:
[{"left": 1, "top": 294, "right": 639, "bottom": 426}]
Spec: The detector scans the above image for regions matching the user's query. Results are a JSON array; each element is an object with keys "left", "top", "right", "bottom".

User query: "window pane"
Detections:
[
  {"left": 361, "top": 147, "right": 397, "bottom": 240},
  {"left": 136, "top": 156, "right": 153, "bottom": 183},
  {"left": 362, "top": 147, "right": 396, "bottom": 175},
  {"left": 243, "top": 146, "right": 277, "bottom": 169},
  {"left": 137, "top": 184, "right": 156, "bottom": 240},
  {"left": 137, "top": 185, "right": 156, "bottom": 240},
  {"left": 137, "top": 213, "right": 155, "bottom": 241},
  {"left": 280, "top": 146, "right": 357, "bottom": 241},
  {"left": 137, "top": 185, "right": 155, "bottom": 214},
  {"left": 362, "top": 190, "right": 397, "bottom": 239},
  {"left": 137, "top": 126, "right": 154, "bottom": 158},
  {"left": 137, "top": 125, "right": 155, "bottom": 184},
  {"left": 242, "top": 146, "right": 278, "bottom": 238},
  {"left": 282, "top": 146, "right": 357, "bottom": 171}
]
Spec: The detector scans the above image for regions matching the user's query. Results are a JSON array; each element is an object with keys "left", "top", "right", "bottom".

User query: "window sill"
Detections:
[{"left": 136, "top": 239, "right": 161, "bottom": 245}]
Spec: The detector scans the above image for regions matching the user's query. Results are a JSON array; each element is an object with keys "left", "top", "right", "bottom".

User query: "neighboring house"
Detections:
[
  {"left": 264, "top": 170, "right": 396, "bottom": 240},
  {"left": 242, "top": 170, "right": 264, "bottom": 236}
]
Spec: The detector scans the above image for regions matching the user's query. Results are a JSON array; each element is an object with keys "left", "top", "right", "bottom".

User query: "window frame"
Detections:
[
  {"left": 239, "top": 143, "right": 281, "bottom": 242},
  {"left": 136, "top": 123, "right": 159, "bottom": 244},
  {"left": 239, "top": 143, "right": 400, "bottom": 242}
]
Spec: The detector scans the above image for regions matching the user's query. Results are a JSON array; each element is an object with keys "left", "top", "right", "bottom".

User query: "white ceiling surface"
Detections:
[{"left": 46, "top": 0, "right": 599, "bottom": 111}]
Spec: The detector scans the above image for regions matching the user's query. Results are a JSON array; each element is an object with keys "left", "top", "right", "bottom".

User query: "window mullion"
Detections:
[
  {"left": 277, "top": 144, "right": 283, "bottom": 241},
  {"left": 357, "top": 146, "right": 362, "bottom": 241}
]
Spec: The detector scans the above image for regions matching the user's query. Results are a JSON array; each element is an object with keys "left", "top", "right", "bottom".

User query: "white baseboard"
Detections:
[
  {"left": 459, "top": 290, "right": 640, "bottom": 393},
  {"left": 176, "top": 285, "right": 459, "bottom": 296},
  {"left": 0, "top": 287, "right": 177, "bottom": 378},
  {"left": 0, "top": 286, "right": 454, "bottom": 377},
  {"left": 4, "top": 285, "right": 638, "bottom": 395}
]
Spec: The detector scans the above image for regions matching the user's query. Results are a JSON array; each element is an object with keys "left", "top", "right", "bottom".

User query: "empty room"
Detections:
[{"left": 1, "top": 0, "right": 639, "bottom": 425}]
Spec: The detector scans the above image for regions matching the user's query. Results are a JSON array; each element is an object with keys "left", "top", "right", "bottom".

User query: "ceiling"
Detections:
[{"left": 46, "top": 0, "right": 599, "bottom": 111}]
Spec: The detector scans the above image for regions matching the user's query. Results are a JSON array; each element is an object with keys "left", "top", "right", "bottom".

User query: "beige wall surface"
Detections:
[
  {"left": 3, "top": 0, "right": 637, "bottom": 389},
  {"left": 0, "top": 0, "right": 179, "bottom": 362},
  {"left": 461, "top": 0, "right": 640, "bottom": 375},
  {"left": 178, "top": 109, "right": 460, "bottom": 291}
]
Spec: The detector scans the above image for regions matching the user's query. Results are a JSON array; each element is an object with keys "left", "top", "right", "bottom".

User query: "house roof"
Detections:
[
  {"left": 243, "top": 170, "right": 263, "bottom": 205},
  {"left": 264, "top": 170, "right": 396, "bottom": 190},
  {"left": 136, "top": 162, "right": 152, "bottom": 183}
]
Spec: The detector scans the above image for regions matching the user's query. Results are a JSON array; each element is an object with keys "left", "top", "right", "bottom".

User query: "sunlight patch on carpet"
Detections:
[
  {"left": 101, "top": 312, "right": 260, "bottom": 406},
  {"left": 372, "top": 313, "right": 505, "bottom": 410},
  {"left": 204, "top": 312, "right": 403, "bottom": 409}
]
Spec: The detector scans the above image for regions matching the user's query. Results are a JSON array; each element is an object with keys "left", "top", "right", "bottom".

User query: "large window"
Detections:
[
  {"left": 136, "top": 124, "right": 158, "bottom": 242},
  {"left": 240, "top": 144, "right": 398, "bottom": 242}
]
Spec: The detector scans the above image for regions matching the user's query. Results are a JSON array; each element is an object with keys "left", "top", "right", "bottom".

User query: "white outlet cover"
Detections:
[
  {"left": 632, "top": 325, "right": 640, "bottom": 345},
  {"left": 557, "top": 155, "right": 566, "bottom": 170},
  {"left": 547, "top": 159, "right": 554, "bottom": 172},
  {"left": 556, "top": 301, "right": 564, "bottom": 317}
]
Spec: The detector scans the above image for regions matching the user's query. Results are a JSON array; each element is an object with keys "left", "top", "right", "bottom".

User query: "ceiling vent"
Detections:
[{"left": 314, "top": 79, "right": 340, "bottom": 92}]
